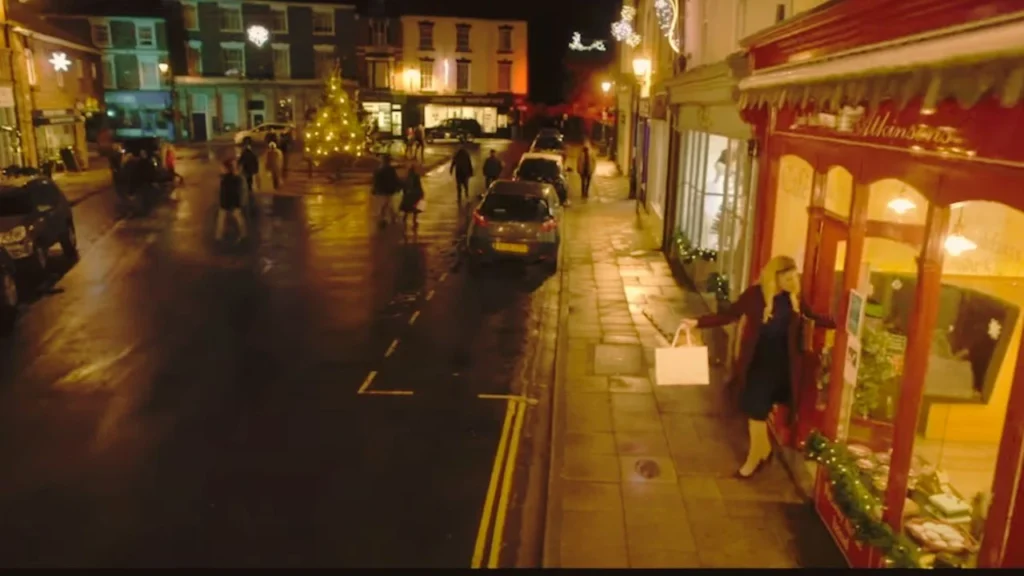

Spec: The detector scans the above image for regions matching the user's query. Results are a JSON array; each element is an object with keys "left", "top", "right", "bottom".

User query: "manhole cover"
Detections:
[{"left": 634, "top": 459, "right": 661, "bottom": 479}]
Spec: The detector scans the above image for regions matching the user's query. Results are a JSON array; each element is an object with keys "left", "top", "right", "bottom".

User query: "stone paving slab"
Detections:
[{"left": 542, "top": 154, "right": 846, "bottom": 569}]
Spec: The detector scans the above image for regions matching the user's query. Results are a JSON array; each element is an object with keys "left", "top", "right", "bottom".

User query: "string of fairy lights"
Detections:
[
  {"left": 303, "top": 75, "right": 366, "bottom": 166},
  {"left": 610, "top": 2, "right": 681, "bottom": 53}
]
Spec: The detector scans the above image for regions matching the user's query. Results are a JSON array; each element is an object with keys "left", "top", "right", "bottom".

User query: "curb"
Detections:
[{"left": 540, "top": 205, "right": 572, "bottom": 568}]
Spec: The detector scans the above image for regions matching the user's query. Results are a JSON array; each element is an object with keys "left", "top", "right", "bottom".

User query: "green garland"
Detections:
[
  {"left": 805, "top": 431, "right": 921, "bottom": 569},
  {"left": 672, "top": 232, "right": 718, "bottom": 264},
  {"left": 706, "top": 272, "right": 730, "bottom": 301}
]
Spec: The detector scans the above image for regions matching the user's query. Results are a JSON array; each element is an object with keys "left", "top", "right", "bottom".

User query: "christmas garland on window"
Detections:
[
  {"left": 672, "top": 232, "right": 718, "bottom": 264},
  {"left": 805, "top": 431, "right": 921, "bottom": 569}
]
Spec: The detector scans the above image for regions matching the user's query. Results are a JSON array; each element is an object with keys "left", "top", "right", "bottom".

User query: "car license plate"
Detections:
[{"left": 493, "top": 242, "right": 528, "bottom": 254}]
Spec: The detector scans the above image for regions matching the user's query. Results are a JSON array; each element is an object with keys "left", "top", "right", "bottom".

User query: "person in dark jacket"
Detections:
[
  {"left": 483, "top": 149, "right": 502, "bottom": 190},
  {"left": 371, "top": 155, "right": 402, "bottom": 227},
  {"left": 238, "top": 143, "right": 259, "bottom": 194},
  {"left": 215, "top": 159, "right": 248, "bottom": 243},
  {"left": 400, "top": 164, "right": 425, "bottom": 230},
  {"left": 678, "top": 255, "right": 835, "bottom": 478},
  {"left": 279, "top": 130, "right": 292, "bottom": 177},
  {"left": 576, "top": 146, "right": 593, "bottom": 198},
  {"left": 449, "top": 146, "right": 473, "bottom": 203}
]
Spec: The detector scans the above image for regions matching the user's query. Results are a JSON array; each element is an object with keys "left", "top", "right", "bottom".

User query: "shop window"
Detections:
[
  {"left": 273, "top": 45, "right": 290, "bottom": 79},
  {"left": 419, "top": 59, "right": 433, "bottom": 90},
  {"left": 770, "top": 154, "right": 814, "bottom": 268},
  {"left": 182, "top": 3, "right": 198, "bottom": 31},
  {"left": 270, "top": 7, "right": 288, "bottom": 34},
  {"left": 456, "top": 24, "right": 471, "bottom": 53},
  {"left": 418, "top": 22, "right": 434, "bottom": 51},
  {"left": 497, "top": 61, "right": 511, "bottom": 93},
  {"left": 456, "top": 61, "right": 470, "bottom": 92},
  {"left": 221, "top": 93, "right": 240, "bottom": 130},
  {"left": 868, "top": 178, "right": 929, "bottom": 227},
  {"left": 824, "top": 166, "right": 853, "bottom": 220},
  {"left": 219, "top": 6, "right": 242, "bottom": 32},
  {"left": 895, "top": 200, "right": 1024, "bottom": 567},
  {"left": 312, "top": 9, "right": 335, "bottom": 35}
]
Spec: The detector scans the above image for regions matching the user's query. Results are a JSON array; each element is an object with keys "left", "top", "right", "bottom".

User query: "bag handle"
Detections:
[{"left": 671, "top": 324, "right": 694, "bottom": 347}]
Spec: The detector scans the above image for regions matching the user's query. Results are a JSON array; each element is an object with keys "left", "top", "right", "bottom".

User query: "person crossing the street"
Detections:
[
  {"left": 264, "top": 142, "right": 284, "bottom": 191},
  {"left": 450, "top": 145, "right": 474, "bottom": 204},
  {"left": 371, "top": 155, "right": 403, "bottom": 227},
  {"left": 483, "top": 149, "right": 502, "bottom": 190}
]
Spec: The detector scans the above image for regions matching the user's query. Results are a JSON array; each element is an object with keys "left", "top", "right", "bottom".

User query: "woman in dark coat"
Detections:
[
  {"left": 400, "top": 164, "right": 425, "bottom": 230},
  {"left": 679, "top": 255, "right": 835, "bottom": 478}
]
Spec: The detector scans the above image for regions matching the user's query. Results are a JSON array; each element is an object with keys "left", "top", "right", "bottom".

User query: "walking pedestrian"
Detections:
[
  {"left": 577, "top": 145, "right": 593, "bottom": 199},
  {"left": 483, "top": 149, "right": 502, "bottom": 190},
  {"left": 164, "top": 142, "right": 185, "bottom": 186},
  {"left": 264, "top": 141, "right": 284, "bottom": 191},
  {"left": 215, "top": 159, "right": 248, "bottom": 243},
  {"left": 415, "top": 124, "right": 426, "bottom": 162},
  {"left": 677, "top": 255, "right": 834, "bottom": 478},
  {"left": 405, "top": 126, "right": 416, "bottom": 159},
  {"left": 449, "top": 145, "right": 473, "bottom": 204},
  {"left": 371, "top": 155, "right": 402, "bottom": 227},
  {"left": 400, "top": 164, "right": 425, "bottom": 230},
  {"left": 239, "top": 143, "right": 259, "bottom": 194},
  {"left": 279, "top": 130, "right": 292, "bottom": 177}
]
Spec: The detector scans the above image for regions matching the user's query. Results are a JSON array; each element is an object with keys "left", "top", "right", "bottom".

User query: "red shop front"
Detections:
[{"left": 736, "top": 0, "right": 1024, "bottom": 568}]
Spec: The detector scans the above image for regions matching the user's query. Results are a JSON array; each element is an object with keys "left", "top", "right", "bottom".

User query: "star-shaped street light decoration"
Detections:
[
  {"left": 247, "top": 25, "right": 269, "bottom": 47},
  {"left": 49, "top": 52, "right": 71, "bottom": 72}
]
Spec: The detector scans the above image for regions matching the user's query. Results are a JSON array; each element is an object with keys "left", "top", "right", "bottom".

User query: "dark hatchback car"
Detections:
[
  {"left": 530, "top": 135, "right": 566, "bottom": 154},
  {"left": 426, "top": 118, "right": 483, "bottom": 143},
  {"left": 0, "top": 177, "right": 78, "bottom": 278},
  {"left": 466, "top": 180, "right": 562, "bottom": 272},
  {"left": 514, "top": 153, "right": 571, "bottom": 205}
]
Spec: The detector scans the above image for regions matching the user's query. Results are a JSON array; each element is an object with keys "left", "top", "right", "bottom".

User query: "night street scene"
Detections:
[{"left": 0, "top": 0, "right": 1023, "bottom": 569}]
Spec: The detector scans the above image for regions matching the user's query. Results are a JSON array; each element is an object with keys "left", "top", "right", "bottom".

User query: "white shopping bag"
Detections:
[{"left": 654, "top": 325, "right": 711, "bottom": 386}]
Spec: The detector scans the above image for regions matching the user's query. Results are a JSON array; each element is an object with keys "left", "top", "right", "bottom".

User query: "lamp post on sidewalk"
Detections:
[
  {"left": 158, "top": 61, "right": 178, "bottom": 141},
  {"left": 600, "top": 81, "right": 612, "bottom": 157},
  {"left": 629, "top": 57, "right": 651, "bottom": 201}
]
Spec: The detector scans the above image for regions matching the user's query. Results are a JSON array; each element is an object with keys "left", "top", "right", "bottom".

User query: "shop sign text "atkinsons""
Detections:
[{"left": 858, "top": 113, "right": 964, "bottom": 145}]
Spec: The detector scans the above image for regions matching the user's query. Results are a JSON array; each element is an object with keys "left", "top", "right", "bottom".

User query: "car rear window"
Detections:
[
  {"left": 533, "top": 137, "right": 563, "bottom": 150},
  {"left": 480, "top": 194, "right": 550, "bottom": 222},
  {"left": 517, "top": 159, "right": 561, "bottom": 181},
  {"left": 0, "top": 191, "right": 33, "bottom": 216}
]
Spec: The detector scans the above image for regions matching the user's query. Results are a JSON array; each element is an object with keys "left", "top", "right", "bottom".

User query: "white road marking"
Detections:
[
  {"left": 363, "top": 390, "right": 414, "bottom": 396},
  {"left": 426, "top": 289, "right": 436, "bottom": 301},
  {"left": 478, "top": 393, "right": 539, "bottom": 405},
  {"left": 385, "top": 339, "right": 399, "bottom": 358},
  {"left": 357, "top": 370, "right": 377, "bottom": 394},
  {"left": 409, "top": 310, "right": 420, "bottom": 325}
]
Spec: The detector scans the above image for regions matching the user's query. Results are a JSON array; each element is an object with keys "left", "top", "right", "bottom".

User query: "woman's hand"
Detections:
[{"left": 678, "top": 318, "right": 698, "bottom": 331}]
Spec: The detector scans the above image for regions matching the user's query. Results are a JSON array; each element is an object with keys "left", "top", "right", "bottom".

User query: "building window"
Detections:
[
  {"left": 24, "top": 50, "right": 36, "bottom": 86},
  {"left": 270, "top": 7, "right": 288, "bottom": 33},
  {"left": 456, "top": 24, "right": 471, "bottom": 52},
  {"left": 498, "top": 26, "right": 512, "bottom": 52},
  {"left": 220, "top": 6, "right": 242, "bottom": 32},
  {"left": 456, "top": 60, "right": 469, "bottom": 92},
  {"left": 221, "top": 44, "right": 245, "bottom": 76},
  {"left": 419, "top": 59, "right": 433, "bottom": 90},
  {"left": 91, "top": 23, "right": 111, "bottom": 47},
  {"left": 776, "top": 3, "right": 787, "bottom": 22},
  {"left": 102, "top": 55, "right": 115, "bottom": 88},
  {"left": 497, "top": 61, "right": 511, "bottom": 92},
  {"left": 418, "top": 21, "right": 434, "bottom": 50},
  {"left": 368, "top": 58, "right": 390, "bottom": 90},
  {"left": 91, "top": 62, "right": 97, "bottom": 79},
  {"left": 313, "top": 45, "right": 335, "bottom": 78},
  {"left": 371, "top": 20, "right": 387, "bottom": 46},
  {"left": 312, "top": 9, "right": 334, "bottom": 35},
  {"left": 675, "top": 132, "right": 754, "bottom": 300},
  {"left": 272, "top": 45, "right": 290, "bottom": 79},
  {"left": 137, "top": 23, "right": 156, "bottom": 48},
  {"left": 183, "top": 3, "right": 198, "bottom": 31},
  {"left": 55, "top": 70, "right": 64, "bottom": 89},
  {"left": 186, "top": 42, "right": 201, "bottom": 76},
  {"left": 139, "top": 58, "right": 160, "bottom": 89}
]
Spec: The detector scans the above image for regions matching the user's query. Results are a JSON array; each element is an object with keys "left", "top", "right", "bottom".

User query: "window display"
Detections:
[{"left": 673, "top": 130, "right": 755, "bottom": 299}]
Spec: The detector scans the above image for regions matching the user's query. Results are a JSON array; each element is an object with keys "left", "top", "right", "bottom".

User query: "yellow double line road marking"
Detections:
[{"left": 472, "top": 397, "right": 528, "bottom": 568}]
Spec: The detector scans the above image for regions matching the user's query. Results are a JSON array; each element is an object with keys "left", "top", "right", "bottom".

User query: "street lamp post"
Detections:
[
  {"left": 600, "top": 81, "right": 612, "bottom": 156},
  {"left": 629, "top": 58, "right": 651, "bottom": 201},
  {"left": 158, "top": 61, "right": 178, "bottom": 141}
]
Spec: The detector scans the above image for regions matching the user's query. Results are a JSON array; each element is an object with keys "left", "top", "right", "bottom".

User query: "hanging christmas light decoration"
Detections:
[
  {"left": 653, "top": 0, "right": 681, "bottom": 53},
  {"left": 611, "top": 5, "right": 641, "bottom": 47},
  {"left": 569, "top": 32, "right": 607, "bottom": 52}
]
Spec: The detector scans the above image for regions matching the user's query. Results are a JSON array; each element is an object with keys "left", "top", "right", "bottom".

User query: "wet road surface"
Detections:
[{"left": 0, "top": 141, "right": 555, "bottom": 567}]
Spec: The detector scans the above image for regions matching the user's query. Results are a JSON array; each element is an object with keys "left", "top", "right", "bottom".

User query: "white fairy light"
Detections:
[
  {"left": 569, "top": 32, "right": 607, "bottom": 51},
  {"left": 611, "top": 6, "right": 642, "bottom": 48},
  {"left": 247, "top": 25, "right": 269, "bottom": 47}
]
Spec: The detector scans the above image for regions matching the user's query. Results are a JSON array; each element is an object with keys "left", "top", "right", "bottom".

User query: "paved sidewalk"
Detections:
[{"left": 542, "top": 158, "right": 845, "bottom": 568}]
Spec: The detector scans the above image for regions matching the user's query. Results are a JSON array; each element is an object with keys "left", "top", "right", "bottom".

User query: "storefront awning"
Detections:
[{"left": 739, "top": 16, "right": 1024, "bottom": 111}]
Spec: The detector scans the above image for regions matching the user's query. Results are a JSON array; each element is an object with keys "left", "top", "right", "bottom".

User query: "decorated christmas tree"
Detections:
[{"left": 304, "top": 66, "right": 368, "bottom": 169}]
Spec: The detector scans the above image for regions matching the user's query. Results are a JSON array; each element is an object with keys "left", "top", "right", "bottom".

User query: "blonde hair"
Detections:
[{"left": 758, "top": 255, "right": 801, "bottom": 323}]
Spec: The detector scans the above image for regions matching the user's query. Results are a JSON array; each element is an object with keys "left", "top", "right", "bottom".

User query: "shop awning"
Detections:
[{"left": 738, "top": 15, "right": 1024, "bottom": 111}]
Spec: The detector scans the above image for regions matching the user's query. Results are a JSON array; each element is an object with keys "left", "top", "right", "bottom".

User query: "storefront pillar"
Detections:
[{"left": 882, "top": 204, "right": 950, "bottom": 529}]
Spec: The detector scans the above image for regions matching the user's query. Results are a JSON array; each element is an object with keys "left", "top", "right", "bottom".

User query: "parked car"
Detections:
[
  {"left": 513, "top": 152, "right": 572, "bottom": 205},
  {"left": 425, "top": 118, "right": 483, "bottom": 143},
  {"left": 530, "top": 135, "right": 566, "bottom": 155},
  {"left": 0, "top": 177, "right": 77, "bottom": 278},
  {"left": 234, "top": 123, "right": 295, "bottom": 146},
  {"left": 466, "top": 180, "right": 562, "bottom": 273},
  {"left": 0, "top": 247, "right": 18, "bottom": 334},
  {"left": 537, "top": 128, "right": 564, "bottom": 141}
]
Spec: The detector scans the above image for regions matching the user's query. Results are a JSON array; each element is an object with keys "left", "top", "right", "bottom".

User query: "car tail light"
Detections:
[
  {"left": 473, "top": 210, "right": 488, "bottom": 227},
  {"left": 541, "top": 218, "right": 557, "bottom": 232}
]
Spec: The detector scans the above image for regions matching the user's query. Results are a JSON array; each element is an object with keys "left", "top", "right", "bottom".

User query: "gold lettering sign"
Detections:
[{"left": 857, "top": 113, "right": 964, "bottom": 145}]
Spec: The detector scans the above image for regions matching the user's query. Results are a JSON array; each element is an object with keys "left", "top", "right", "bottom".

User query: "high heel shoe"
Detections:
[{"left": 735, "top": 453, "right": 772, "bottom": 479}]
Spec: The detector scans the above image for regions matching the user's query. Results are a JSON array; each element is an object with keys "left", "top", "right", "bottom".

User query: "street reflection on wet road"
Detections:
[{"left": 0, "top": 141, "right": 552, "bottom": 567}]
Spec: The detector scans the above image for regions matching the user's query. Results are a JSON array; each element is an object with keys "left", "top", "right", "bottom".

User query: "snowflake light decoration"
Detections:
[
  {"left": 653, "top": 0, "right": 681, "bottom": 53},
  {"left": 891, "top": 279, "right": 903, "bottom": 291},
  {"left": 49, "top": 52, "right": 71, "bottom": 72},
  {"left": 988, "top": 319, "right": 1002, "bottom": 341},
  {"left": 611, "top": 6, "right": 642, "bottom": 47},
  {"left": 247, "top": 25, "right": 270, "bottom": 47}
]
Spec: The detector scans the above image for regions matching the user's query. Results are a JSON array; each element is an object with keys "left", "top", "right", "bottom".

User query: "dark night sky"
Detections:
[{"left": 64, "top": 0, "right": 621, "bottom": 104}]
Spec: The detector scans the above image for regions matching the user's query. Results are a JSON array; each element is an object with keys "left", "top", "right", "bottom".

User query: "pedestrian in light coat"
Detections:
[{"left": 264, "top": 142, "right": 284, "bottom": 191}]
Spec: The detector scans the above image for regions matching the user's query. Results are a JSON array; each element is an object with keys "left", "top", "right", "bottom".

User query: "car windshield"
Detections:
[
  {"left": 517, "top": 159, "right": 560, "bottom": 181},
  {"left": 480, "top": 194, "right": 550, "bottom": 222},
  {"left": 533, "top": 137, "right": 563, "bottom": 150},
  {"left": 0, "top": 191, "right": 34, "bottom": 216}
]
